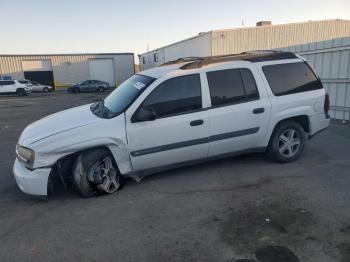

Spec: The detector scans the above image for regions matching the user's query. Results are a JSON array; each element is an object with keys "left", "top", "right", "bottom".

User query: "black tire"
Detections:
[
  {"left": 43, "top": 87, "right": 49, "bottom": 92},
  {"left": 72, "top": 148, "right": 122, "bottom": 198},
  {"left": 267, "top": 121, "right": 306, "bottom": 163},
  {"left": 98, "top": 86, "right": 104, "bottom": 92},
  {"left": 73, "top": 87, "right": 80, "bottom": 93},
  {"left": 16, "top": 88, "right": 26, "bottom": 96}
]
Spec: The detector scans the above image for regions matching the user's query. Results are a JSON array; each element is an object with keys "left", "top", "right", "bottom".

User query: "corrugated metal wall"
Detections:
[
  {"left": 0, "top": 54, "right": 135, "bottom": 86},
  {"left": 280, "top": 37, "right": 350, "bottom": 121},
  {"left": 139, "top": 19, "right": 350, "bottom": 70},
  {"left": 212, "top": 19, "right": 350, "bottom": 56}
]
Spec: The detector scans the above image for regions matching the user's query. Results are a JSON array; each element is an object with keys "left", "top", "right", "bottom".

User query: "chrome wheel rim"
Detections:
[
  {"left": 278, "top": 129, "right": 301, "bottom": 158},
  {"left": 89, "top": 156, "right": 120, "bottom": 194}
]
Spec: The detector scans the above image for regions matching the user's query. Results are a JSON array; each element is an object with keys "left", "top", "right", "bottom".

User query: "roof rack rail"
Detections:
[
  {"left": 160, "top": 57, "right": 203, "bottom": 66},
  {"left": 245, "top": 49, "right": 283, "bottom": 53},
  {"left": 178, "top": 51, "right": 298, "bottom": 70}
]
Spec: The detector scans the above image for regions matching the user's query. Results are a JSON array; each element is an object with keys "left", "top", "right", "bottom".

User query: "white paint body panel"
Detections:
[
  {"left": 17, "top": 105, "right": 130, "bottom": 172},
  {"left": 254, "top": 59, "right": 330, "bottom": 145},
  {"left": 0, "top": 80, "right": 30, "bottom": 94},
  {"left": 204, "top": 62, "right": 271, "bottom": 156},
  {"left": 125, "top": 72, "right": 210, "bottom": 170},
  {"left": 126, "top": 111, "right": 209, "bottom": 170},
  {"left": 13, "top": 159, "right": 51, "bottom": 196}
]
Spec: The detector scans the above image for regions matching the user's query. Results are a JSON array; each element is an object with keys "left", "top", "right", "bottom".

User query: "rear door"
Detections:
[
  {"left": 125, "top": 73, "right": 210, "bottom": 171},
  {"left": 205, "top": 64, "right": 271, "bottom": 156}
]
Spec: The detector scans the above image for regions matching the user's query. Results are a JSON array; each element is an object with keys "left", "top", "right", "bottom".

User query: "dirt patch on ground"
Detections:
[
  {"left": 220, "top": 196, "right": 314, "bottom": 260},
  {"left": 254, "top": 245, "right": 299, "bottom": 262},
  {"left": 336, "top": 242, "right": 350, "bottom": 262}
]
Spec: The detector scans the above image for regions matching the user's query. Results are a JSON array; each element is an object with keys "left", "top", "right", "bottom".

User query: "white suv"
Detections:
[
  {"left": 13, "top": 51, "right": 330, "bottom": 198},
  {"left": 0, "top": 80, "right": 31, "bottom": 96}
]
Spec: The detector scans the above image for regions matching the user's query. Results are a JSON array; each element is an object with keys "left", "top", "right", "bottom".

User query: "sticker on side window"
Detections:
[{"left": 134, "top": 82, "right": 146, "bottom": 90}]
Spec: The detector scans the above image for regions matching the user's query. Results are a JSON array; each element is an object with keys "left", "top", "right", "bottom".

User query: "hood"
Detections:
[{"left": 19, "top": 104, "right": 101, "bottom": 146}]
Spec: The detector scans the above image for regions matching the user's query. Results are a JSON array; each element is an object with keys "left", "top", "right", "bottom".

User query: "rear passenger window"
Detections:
[
  {"left": 206, "top": 68, "right": 259, "bottom": 107},
  {"left": 262, "top": 62, "right": 323, "bottom": 96},
  {"left": 142, "top": 74, "right": 202, "bottom": 118}
]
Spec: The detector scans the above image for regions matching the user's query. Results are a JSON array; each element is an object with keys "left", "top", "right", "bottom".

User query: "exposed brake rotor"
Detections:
[{"left": 88, "top": 156, "right": 120, "bottom": 194}]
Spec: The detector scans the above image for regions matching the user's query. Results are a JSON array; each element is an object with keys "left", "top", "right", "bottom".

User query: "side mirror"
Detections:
[{"left": 133, "top": 106, "right": 157, "bottom": 122}]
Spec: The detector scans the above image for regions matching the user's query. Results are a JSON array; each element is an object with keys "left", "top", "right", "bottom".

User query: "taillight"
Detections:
[{"left": 324, "top": 93, "right": 330, "bottom": 114}]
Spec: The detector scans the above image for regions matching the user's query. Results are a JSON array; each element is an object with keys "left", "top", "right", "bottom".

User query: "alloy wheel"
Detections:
[{"left": 278, "top": 129, "right": 301, "bottom": 158}]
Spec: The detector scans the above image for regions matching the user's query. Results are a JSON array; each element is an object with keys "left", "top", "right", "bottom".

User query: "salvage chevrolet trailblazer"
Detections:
[{"left": 14, "top": 51, "right": 330, "bottom": 198}]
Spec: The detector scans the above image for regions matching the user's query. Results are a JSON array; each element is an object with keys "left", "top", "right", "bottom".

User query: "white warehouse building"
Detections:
[
  {"left": 139, "top": 19, "right": 350, "bottom": 70},
  {"left": 139, "top": 19, "right": 350, "bottom": 121},
  {"left": 0, "top": 53, "right": 135, "bottom": 88}
]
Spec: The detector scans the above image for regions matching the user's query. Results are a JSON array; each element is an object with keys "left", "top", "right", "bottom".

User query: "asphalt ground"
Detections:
[{"left": 0, "top": 91, "right": 349, "bottom": 262}]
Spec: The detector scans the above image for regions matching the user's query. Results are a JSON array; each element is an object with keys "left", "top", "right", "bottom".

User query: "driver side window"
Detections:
[{"left": 142, "top": 74, "right": 202, "bottom": 118}]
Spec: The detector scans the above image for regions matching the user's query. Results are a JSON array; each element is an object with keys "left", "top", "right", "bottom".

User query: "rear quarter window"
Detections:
[
  {"left": 262, "top": 62, "right": 323, "bottom": 96},
  {"left": 206, "top": 68, "right": 259, "bottom": 107}
]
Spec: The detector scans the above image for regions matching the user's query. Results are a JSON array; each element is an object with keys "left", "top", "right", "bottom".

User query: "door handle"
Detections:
[
  {"left": 190, "top": 119, "right": 204, "bottom": 126},
  {"left": 253, "top": 108, "right": 265, "bottom": 114}
]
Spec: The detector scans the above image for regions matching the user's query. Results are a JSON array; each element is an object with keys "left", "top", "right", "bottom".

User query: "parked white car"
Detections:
[
  {"left": 19, "top": 80, "right": 54, "bottom": 92},
  {"left": 0, "top": 80, "right": 31, "bottom": 96},
  {"left": 13, "top": 51, "right": 330, "bottom": 198}
]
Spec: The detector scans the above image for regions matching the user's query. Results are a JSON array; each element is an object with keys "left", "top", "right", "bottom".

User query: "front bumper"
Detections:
[{"left": 13, "top": 158, "right": 51, "bottom": 196}]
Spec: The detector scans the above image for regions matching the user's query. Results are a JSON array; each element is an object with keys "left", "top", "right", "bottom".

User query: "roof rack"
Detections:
[
  {"left": 160, "top": 51, "right": 298, "bottom": 70},
  {"left": 160, "top": 57, "right": 203, "bottom": 66},
  {"left": 182, "top": 51, "right": 298, "bottom": 70}
]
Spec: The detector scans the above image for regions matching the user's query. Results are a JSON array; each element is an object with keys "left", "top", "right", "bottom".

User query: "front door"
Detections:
[{"left": 126, "top": 74, "right": 209, "bottom": 171}]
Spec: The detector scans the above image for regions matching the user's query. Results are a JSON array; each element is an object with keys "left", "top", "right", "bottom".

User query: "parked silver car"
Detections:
[
  {"left": 19, "top": 80, "right": 54, "bottom": 92},
  {"left": 68, "top": 80, "right": 109, "bottom": 93}
]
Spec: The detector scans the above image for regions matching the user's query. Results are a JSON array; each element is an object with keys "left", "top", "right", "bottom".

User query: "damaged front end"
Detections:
[{"left": 13, "top": 104, "right": 133, "bottom": 198}]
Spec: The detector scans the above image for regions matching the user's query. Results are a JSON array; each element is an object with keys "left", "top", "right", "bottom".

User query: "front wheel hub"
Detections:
[{"left": 89, "top": 156, "right": 120, "bottom": 193}]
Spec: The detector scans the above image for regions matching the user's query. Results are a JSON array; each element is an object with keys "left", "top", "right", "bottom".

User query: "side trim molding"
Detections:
[
  {"left": 210, "top": 127, "right": 259, "bottom": 142},
  {"left": 130, "top": 137, "right": 209, "bottom": 157},
  {"left": 130, "top": 127, "right": 260, "bottom": 157}
]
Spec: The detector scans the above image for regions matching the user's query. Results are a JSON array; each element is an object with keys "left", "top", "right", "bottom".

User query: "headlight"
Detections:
[{"left": 16, "top": 145, "right": 35, "bottom": 166}]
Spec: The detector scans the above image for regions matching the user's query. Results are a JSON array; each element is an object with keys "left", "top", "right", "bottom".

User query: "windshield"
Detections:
[{"left": 104, "top": 74, "right": 155, "bottom": 114}]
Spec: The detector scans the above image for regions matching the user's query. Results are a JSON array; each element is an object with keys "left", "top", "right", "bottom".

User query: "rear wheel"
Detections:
[
  {"left": 267, "top": 121, "right": 306, "bottom": 163},
  {"left": 72, "top": 148, "right": 122, "bottom": 197},
  {"left": 98, "top": 86, "right": 104, "bottom": 92},
  {"left": 43, "top": 87, "right": 49, "bottom": 92}
]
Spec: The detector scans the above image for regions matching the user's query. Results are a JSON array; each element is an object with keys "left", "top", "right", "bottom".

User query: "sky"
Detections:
[{"left": 0, "top": 0, "right": 350, "bottom": 62}]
